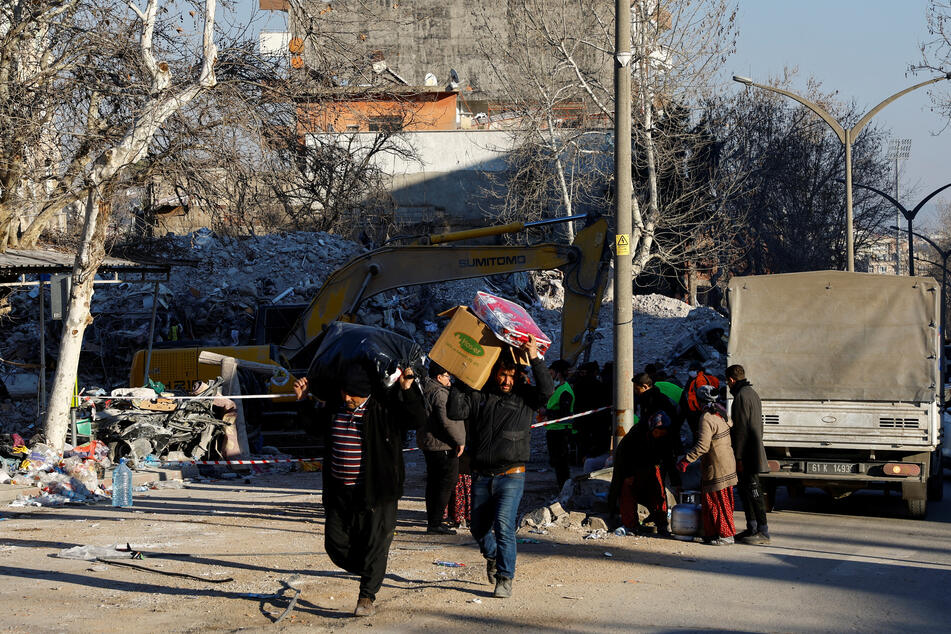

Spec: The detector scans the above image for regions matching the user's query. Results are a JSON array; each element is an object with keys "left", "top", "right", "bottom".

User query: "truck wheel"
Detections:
[
  {"left": 906, "top": 498, "right": 928, "bottom": 519},
  {"left": 927, "top": 474, "right": 944, "bottom": 502}
]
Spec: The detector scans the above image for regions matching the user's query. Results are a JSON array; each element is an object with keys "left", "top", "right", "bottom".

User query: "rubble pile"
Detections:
[
  {"left": 87, "top": 381, "right": 233, "bottom": 464},
  {"left": 0, "top": 435, "right": 109, "bottom": 505},
  {"left": 0, "top": 228, "right": 728, "bottom": 437}
]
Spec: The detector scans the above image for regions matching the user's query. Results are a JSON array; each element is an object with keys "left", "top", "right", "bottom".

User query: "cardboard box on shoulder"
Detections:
[{"left": 429, "top": 306, "right": 528, "bottom": 390}]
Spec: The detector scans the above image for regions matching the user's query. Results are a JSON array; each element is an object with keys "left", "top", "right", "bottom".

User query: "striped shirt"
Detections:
[{"left": 330, "top": 400, "right": 368, "bottom": 486}]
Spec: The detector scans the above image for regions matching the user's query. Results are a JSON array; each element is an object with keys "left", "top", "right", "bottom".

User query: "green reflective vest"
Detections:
[
  {"left": 546, "top": 382, "right": 576, "bottom": 431},
  {"left": 656, "top": 381, "right": 683, "bottom": 405}
]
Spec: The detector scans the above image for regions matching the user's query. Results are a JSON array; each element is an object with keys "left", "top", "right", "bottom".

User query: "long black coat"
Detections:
[
  {"left": 729, "top": 380, "right": 768, "bottom": 474},
  {"left": 316, "top": 385, "right": 426, "bottom": 508}
]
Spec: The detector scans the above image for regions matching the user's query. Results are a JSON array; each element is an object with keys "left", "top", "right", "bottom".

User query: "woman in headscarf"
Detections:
[{"left": 677, "top": 384, "right": 738, "bottom": 545}]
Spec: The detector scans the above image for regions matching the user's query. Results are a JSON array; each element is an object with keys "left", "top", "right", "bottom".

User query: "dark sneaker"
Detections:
[
  {"left": 427, "top": 524, "right": 457, "bottom": 535},
  {"left": 734, "top": 529, "right": 754, "bottom": 542},
  {"left": 493, "top": 577, "right": 513, "bottom": 598},
  {"left": 354, "top": 597, "right": 375, "bottom": 617},
  {"left": 743, "top": 532, "right": 770, "bottom": 546},
  {"left": 486, "top": 558, "right": 497, "bottom": 585}
]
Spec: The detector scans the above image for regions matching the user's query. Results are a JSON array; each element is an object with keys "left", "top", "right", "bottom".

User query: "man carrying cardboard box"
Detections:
[{"left": 446, "top": 335, "right": 553, "bottom": 599}]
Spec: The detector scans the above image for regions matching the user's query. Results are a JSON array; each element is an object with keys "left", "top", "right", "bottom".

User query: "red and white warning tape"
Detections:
[
  {"left": 159, "top": 457, "right": 321, "bottom": 465},
  {"left": 530, "top": 406, "right": 612, "bottom": 429},
  {"left": 153, "top": 407, "right": 612, "bottom": 466}
]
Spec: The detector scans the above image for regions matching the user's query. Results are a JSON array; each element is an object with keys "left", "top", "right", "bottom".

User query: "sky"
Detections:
[
  {"left": 235, "top": 0, "right": 950, "bottom": 225},
  {"left": 727, "top": 0, "right": 950, "bottom": 227}
]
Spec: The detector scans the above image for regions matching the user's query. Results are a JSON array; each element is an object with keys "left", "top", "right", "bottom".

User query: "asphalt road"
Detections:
[{"left": 1, "top": 465, "right": 949, "bottom": 632}]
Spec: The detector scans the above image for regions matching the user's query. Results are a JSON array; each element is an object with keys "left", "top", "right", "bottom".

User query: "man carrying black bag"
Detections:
[{"left": 294, "top": 359, "right": 424, "bottom": 617}]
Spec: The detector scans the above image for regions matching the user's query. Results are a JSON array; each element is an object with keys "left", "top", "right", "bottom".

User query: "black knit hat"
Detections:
[{"left": 341, "top": 364, "right": 373, "bottom": 397}]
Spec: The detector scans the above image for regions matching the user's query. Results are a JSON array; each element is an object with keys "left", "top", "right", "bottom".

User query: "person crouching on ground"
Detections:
[
  {"left": 676, "top": 384, "right": 738, "bottom": 545},
  {"left": 447, "top": 335, "right": 553, "bottom": 599},
  {"left": 293, "top": 363, "right": 425, "bottom": 617}
]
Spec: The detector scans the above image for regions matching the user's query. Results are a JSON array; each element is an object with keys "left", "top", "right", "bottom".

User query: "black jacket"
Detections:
[
  {"left": 316, "top": 384, "right": 426, "bottom": 507},
  {"left": 447, "top": 357, "right": 554, "bottom": 475},
  {"left": 729, "top": 379, "right": 768, "bottom": 474},
  {"left": 419, "top": 377, "right": 466, "bottom": 452}
]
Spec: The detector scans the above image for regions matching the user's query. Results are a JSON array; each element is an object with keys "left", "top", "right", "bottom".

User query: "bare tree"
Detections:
[
  {"left": 913, "top": 0, "right": 951, "bottom": 123},
  {"left": 475, "top": 0, "right": 743, "bottom": 282},
  {"left": 43, "top": 0, "right": 219, "bottom": 449},
  {"left": 716, "top": 72, "right": 896, "bottom": 273}
]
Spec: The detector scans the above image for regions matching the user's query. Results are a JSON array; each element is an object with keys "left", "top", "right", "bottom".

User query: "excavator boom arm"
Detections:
[{"left": 283, "top": 218, "right": 609, "bottom": 368}]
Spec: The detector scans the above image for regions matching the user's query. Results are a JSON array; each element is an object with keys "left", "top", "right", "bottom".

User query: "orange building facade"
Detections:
[{"left": 296, "top": 88, "right": 459, "bottom": 134}]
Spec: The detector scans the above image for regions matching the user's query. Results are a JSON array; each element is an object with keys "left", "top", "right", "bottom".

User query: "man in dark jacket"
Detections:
[
  {"left": 447, "top": 335, "right": 553, "bottom": 599},
  {"left": 420, "top": 363, "right": 466, "bottom": 535},
  {"left": 294, "top": 363, "right": 425, "bottom": 617},
  {"left": 726, "top": 364, "right": 770, "bottom": 545}
]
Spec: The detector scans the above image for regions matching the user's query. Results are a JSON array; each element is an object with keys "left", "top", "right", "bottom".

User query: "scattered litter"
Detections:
[
  {"left": 469, "top": 598, "right": 482, "bottom": 604},
  {"left": 562, "top": 595, "right": 584, "bottom": 600},
  {"left": 58, "top": 544, "right": 133, "bottom": 561},
  {"left": 528, "top": 529, "right": 549, "bottom": 535},
  {"left": 433, "top": 560, "right": 466, "bottom": 567},
  {"left": 583, "top": 529, "right": 607, "bottom": 540},
  {"left": 624, "top": 580, "right": 639, "bottom": 584},
  {"left": 603, "top": 552, "right": 613, "bottom": 557},
  {"left": 613, "top": 527, "right": 628, "bottom": 536}
]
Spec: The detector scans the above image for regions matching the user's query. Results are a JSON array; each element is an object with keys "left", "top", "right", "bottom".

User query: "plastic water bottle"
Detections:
[{"left": 112, "top": 458, "right": 133, "bottom": 508}]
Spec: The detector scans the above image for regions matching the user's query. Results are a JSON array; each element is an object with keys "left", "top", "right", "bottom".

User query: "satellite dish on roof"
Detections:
[{"left": 423, "top": 72, "right": 437, "bottom": 86}]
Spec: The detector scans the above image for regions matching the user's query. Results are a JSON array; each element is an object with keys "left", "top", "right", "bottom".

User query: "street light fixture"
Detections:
[
  {"left": 887, "top": 138, "right": 912, "bottom": 274},
  {"left": 846, "top": 180, "right": 951, "bottom": 275},
  {"left": 732, "top": 72, "right": 951, "bottom": 272}
]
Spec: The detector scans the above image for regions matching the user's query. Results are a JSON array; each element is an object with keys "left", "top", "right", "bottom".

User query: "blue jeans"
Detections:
[{"left": 470, "top": 472, "right": 525, "bottom": 580}]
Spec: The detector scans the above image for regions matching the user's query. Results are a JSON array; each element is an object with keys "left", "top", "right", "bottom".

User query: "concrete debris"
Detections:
[
  {"left": 520, "top": 506, "right": 552, "bottom": 528},
  {"left": 583, "top": 516, "right": 609, "bottom": 531}
]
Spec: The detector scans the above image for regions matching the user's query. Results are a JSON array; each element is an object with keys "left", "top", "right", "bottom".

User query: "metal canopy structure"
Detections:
[
  {"left": 0, "top": 248, "right": 169, "bottom": 286},
  {"left": 0, "top": 248, "right": 171, "bottom": 425}
]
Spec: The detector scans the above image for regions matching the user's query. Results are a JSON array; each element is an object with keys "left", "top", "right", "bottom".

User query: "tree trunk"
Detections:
[
  {"left": 42, "top": 188, "right": 108, "bottom": 450},
  {"left": 553, "top": 156, "right": 576, "bottom": 243}
]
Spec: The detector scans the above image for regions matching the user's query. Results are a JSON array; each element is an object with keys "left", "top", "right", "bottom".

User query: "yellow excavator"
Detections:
[{"left": 130, "top": 215, "right": 610, "bottom": 392}]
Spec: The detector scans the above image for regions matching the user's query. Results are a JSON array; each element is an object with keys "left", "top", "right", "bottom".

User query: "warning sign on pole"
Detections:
[{"left": 615, "top": 234, "right": 630, "bottom": 255}]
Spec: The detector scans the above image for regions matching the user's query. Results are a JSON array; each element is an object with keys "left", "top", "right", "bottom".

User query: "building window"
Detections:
[{"left": 367, "top": 116, "right": 403, "bottom": 132}]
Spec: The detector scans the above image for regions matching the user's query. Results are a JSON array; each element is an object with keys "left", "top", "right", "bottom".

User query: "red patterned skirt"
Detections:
[
  {"left": 702, "top": 487, "right": 736, "bottom": 538},
  {"left": 445, "top": 474, "right": 472, "bottom": 525}
]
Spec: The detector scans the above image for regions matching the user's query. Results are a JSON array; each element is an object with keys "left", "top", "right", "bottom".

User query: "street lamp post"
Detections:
[
  {"left": 893, "top": 225, "right": 951, "bottom": 407},
  {"left": 733, "top": 72, "right": 951, "bottom": 272},
  {"left": 846, "top": 181, "right": 951, "bottom": 275}
]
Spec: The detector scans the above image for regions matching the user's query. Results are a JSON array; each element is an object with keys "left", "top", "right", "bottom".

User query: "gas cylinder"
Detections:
[{"left": 670, "top": 490, "right": 701, "bottom": 540}]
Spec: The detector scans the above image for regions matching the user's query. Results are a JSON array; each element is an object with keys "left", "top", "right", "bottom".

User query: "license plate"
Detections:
[{"left": 807, "top": 462, "right": 858, "bottom": 474}]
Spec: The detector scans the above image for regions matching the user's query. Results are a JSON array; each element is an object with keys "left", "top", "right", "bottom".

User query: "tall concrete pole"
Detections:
[
  {"left": 843, "top": 129, "right": 854, "bottom": 270},
  {"left": 613, "top": 0, "right": 634, "bottom": 449}
]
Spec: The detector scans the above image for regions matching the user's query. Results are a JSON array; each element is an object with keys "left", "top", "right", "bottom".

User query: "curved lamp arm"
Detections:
[
  {"left": 853, "top": 75, "right": 951, "bottom": 137},
  {"left": 841, "top": 179, "right": 907, "bottom": 216}
]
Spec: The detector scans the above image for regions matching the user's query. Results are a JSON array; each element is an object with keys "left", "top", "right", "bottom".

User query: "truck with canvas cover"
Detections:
[{"left": 727, "top": 271, "right": 944, "bottom": 518}]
